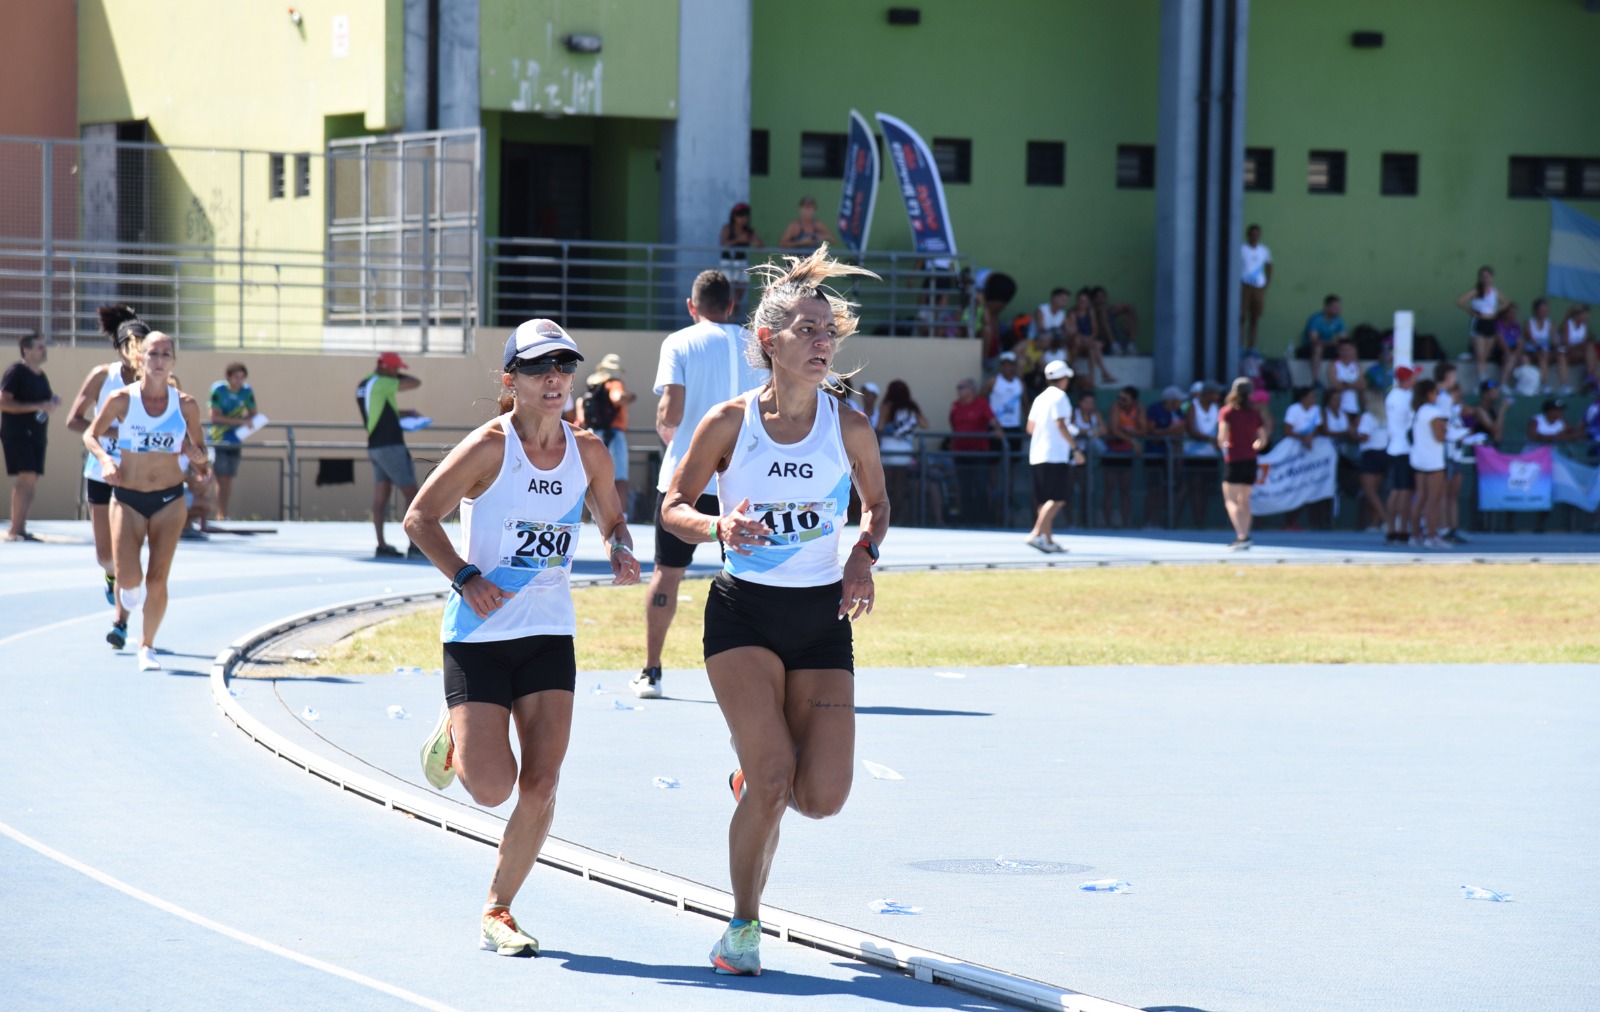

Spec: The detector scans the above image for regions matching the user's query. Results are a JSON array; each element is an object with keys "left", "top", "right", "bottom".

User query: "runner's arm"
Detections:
[
  {"left": 65, "top": 366, "right": 108, "bottom": 433},
  {"left": 662, "top": 399, "right": 765, "bottom": 548},
  {"left": 402, "top": 425, "right": 505, "bottom": 581}
]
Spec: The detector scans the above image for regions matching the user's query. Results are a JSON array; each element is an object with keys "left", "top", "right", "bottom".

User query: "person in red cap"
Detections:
[
  {"left": 1383, "top": 365, "right": 1418, "bottom": 544},
  {"left": 356, "top": 351, "right": 423, "bottom": 557}
]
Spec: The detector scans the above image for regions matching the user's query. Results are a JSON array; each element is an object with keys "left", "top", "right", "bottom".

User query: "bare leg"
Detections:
[
  {"left": 488, "top": 691, "right": 574, "bottom": 907},
  {"left": 90, "top": 503, "right": 130, "bottom": 624},
  {"left": 1360, "top": 474, "right": 1388, "bottom": 529},
  {"left": 1087, "top": 341, "right": 1116, "bottom": 384},
  {"left": 1029, "top": 500, "right": 1064, "bottom": 541},
  {"left": 138, "top": 499, "right": 188, "bottom": 648},
  {"left": 644, "top": 565, "right": 685, "bottom": 670},
  {"left": 372, "top": 478, "right": 393, "bottom": 547},
  {"left": 1473, "top": 336, "right": 1492, "bottom": 382},
  {"left": 1445, "top": 472, "right": 1463, "bottom": 533},
  {"left": 7, "top": 471, "right": 38, "bottom": 538},
  {"left": 215, "top": 474, "right": 233, "bottom": 520},
  {"left": 110, "top": 500, "right": 148, "bottom": 601},
  {"left": 1557, "top": 349, "right": 1571, "bottom": 391},
  {"left": 1222, "top": 483, "right": 1252, "bottom": 539},
  {"left": 1309, "top": 343, "right": 1326, "bottom": 386}
]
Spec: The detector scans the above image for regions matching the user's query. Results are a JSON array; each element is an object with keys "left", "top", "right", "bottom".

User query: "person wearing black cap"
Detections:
[
  {"left": 406, "top": 317, "right": 639, "bottom": 958},
  {"left": 356, "top": 350, "right": 423, "bottom": 558}
]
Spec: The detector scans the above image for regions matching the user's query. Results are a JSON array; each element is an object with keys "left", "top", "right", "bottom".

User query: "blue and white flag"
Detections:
[
  {"left": 1547, "top": 199, "right": 1600, "bottom": 304},
  {"left": 875, "top": 112, "right": 957, "bottom": 256},
  {"left": 836, "top": 110, "right": 879, "bottom": 254}
]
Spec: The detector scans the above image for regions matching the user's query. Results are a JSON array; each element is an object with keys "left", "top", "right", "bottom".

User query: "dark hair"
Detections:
[
  {"left": 1292, "top": 385, "right": 1315, "bottom": 404},
  {"left": 1119, "top": 385, "right": 1140, "bottom": 400},
  {"left": 1433, "top": 360, "right": 1456, "bottom": 383},
  {"left": 880, "top": 379, "right": 921, "bottom": 420},
  {"left": 1324, "top": 294, "right": 1340, "bottom": 307},
  {"left": 1475, "top": 265, "right": 1494, "bottom": 298},
  {"left": 97, "top": 304, "right": 149, "bottom": 349},
  {"left": 1050, "top": 286, "right": 1069, "bottom": 298},
  {"left": 1246, "top": 223, "right": 1261, "bottom": 234},
  {"left": 225, "top": 361, "right": 248, "bottom": 378},
  {"left": 1412, "top": 378, "right": 1437, "bottom": 410},
  {"left": 18, "top": 329, "right": 41, "bottom": 353},
  {"left": 1533, "top": 297, "right": 1548, "bottom": 313},
  {"left": 692, "top": 269, "right": 733, "bottom": 309}
]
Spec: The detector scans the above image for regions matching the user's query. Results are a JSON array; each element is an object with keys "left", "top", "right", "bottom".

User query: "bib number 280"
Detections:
[{"left": 500, "top": 519, "right": 576, "bottom": 569}]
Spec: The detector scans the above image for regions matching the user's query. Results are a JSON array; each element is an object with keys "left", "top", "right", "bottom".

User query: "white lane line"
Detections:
[
  {"left": 0, "top": 818, "right": 460, "bottom": 1012},
  {"left": 0, "top": 611, "right": 102, "bottom": 648}
]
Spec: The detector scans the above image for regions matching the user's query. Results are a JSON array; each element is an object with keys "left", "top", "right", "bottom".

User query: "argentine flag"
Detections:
[{"left": 1548, "top": 199, "right": 1600, "bottom": 303}]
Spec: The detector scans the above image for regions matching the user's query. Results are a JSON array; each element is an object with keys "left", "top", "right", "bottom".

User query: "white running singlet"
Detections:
[
  {"left": 84, "top": 364, "right": 128, "bottom": 481},
  {"left": 441, "top": 416, "right": 589, "bottom": 643},
  {"left": 116, "top": 386, "right": 187, "bottom": 455},
  {"left": 717, "top": 389, "right": 851, "bottom": 588}
]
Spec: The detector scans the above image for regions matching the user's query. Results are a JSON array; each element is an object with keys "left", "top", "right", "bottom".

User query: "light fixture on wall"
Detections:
[
  {"left": 564, "top": 33, "right": 602, "bottom": 54},
  {"left": 287, "top": 6, "right": 302, "bottom": 26}
]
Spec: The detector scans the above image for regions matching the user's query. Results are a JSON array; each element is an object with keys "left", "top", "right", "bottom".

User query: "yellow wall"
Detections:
[{"left": 10, "top": 329, "right": 980, "bottom": 521}]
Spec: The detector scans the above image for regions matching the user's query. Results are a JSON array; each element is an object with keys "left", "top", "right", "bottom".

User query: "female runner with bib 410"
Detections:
[
  {"left": 405, "top": 319, "right": 640, "bottom": 958},
  {"left": 662, "top": 246, "right": 889, "bottom": 977},
  {"left": 83, "top": 331, "right": 208, "bottom": 672}
]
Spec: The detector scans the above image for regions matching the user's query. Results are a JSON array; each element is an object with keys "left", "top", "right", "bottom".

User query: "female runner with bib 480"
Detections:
[
  {"left": 405, "top": 319, "right": 639, "bottom": 959},
  {"left": 662, "top": 246, "right": 889, "bottom": 977},
  {"left": 83, "top": 331, "right": 209, "bottom": 672}
]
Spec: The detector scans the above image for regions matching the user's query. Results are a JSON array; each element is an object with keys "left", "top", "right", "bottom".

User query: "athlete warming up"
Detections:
[
  {"left": 405, "top": 319, "right": 640, "bottom": 957},
  {"left": 66, "top": 305, "right": 150, "bottom": 648},
  {"left": 83, "top": 331, "right": 208, "bottom": 671},
  {"left": 661, "top": 246, "right": 889, "bottom": 976}
]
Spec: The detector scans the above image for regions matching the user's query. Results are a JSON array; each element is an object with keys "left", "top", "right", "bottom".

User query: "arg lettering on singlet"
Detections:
[
  {"left": 750, "top": 499, "right": 836, "bottom": 547},
  {"left": 499, "top": 518, "right": 578, "bottom": 570}
]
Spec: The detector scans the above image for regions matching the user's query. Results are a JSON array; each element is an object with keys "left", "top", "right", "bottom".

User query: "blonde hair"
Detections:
[{"left": 745, "top": 244, "right": 878, "bottom": 374}]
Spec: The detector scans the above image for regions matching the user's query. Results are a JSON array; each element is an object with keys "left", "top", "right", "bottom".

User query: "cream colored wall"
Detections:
[{"left": 8, "top": 329, "right": 980, "bottom": 521}]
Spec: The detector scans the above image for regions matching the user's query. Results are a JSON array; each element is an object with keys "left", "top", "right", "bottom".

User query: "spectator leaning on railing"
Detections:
[
  {"left": 876, "top": 380, "right": 926, "bottom": 525},
  {"left": 207, "top": 362, "right": 258, "bottom": 521},
  {"left": 1142, "top": 386, "right": 1184, "bottom": 527},
  {"left": 1179, "top": 380, "right": 1222, "bottom": 529},
  {"left": 1102, "top": 386, "right": 1145, "bottom": 528},
  {"left": 949, "top": 378, "right": 1005, "bottom": 526}
]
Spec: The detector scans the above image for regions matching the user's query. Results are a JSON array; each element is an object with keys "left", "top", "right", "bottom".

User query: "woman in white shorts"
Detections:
[{"left": 1408, "top": 378, "right": 1448, "bottom": 549}]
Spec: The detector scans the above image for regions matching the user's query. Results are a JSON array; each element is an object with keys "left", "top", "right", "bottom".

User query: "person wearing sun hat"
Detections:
[
  {"left": 578, "top": 351, "right": 636, "bottom": 522},
  {"left": 356, "top": 350, "right": 424, "bottom": 558}
]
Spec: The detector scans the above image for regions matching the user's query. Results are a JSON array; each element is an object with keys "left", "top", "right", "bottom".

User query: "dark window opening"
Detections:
[
  {"left": 1509, "top": 156, "right": 1600, "bottom": 199},
  {"left": 1244, "top": 147, "right": 1274, "bottom": 192},
  {"left": 1380, "top": 152, "right": 1418, "bottom": 196},
  {"left": 294, "top": 153, "right": 312, "bottom": 198},
  {"left": 1026, "top": 141, "right": 1065, "bottom": 187},
  {"left": 1308, "top": 150, "right": 1346, "bottom": 194},
  {"left": 1116, "top": 145, "right": 1155, "bottom": 189},
  {"left": 750, "top": 129, "right": 769, "bottom": 177},
  {"left": 931, "top": 137, "right": 971, "bottom": 184},
  {"left": 800, "top": 132, "right": 846, "bottom": 179}
]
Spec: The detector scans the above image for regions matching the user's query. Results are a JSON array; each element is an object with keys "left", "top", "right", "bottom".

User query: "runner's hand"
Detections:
[
  {"left": 718, "top": 498, "right": 772, "bottom": 556},
  {"left": 102, "top": 463, "right": 122, "bottom": 487},
  {"left": 839, "top": 553, "right": 874, "bottom": 621},
  {"left": 462, "top": 574, "right": 516, "bottom": 620},
  {"left": 610, "top": 544, "right": 640, "bottom": 586}
]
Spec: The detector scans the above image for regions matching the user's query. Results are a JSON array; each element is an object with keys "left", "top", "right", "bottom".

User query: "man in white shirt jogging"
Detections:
[
  {"left": 1384, "top": 365, "right": 1419, "bottom": 544},
  {"left": 633, "top": 270, "right": 761, "bottom": 699}
]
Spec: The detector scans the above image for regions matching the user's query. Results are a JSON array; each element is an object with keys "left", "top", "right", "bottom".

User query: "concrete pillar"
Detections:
[
  {"left": 403, "top": 0, "right": 428, "bottom": 132},
  {"left": 1154, "top": 0, "right": 1248, "bottom": 386},
  {"left": 660, "top": 0, "right": 751, "bottom": 295}
]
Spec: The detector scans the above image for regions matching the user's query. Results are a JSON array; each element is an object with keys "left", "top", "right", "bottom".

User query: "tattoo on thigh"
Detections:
[
  {"left": 652, "top": 593, "right": 668, "bottom": 608},
  {"left": 808, "top": 698, "right": 850, "bottom": 709}
]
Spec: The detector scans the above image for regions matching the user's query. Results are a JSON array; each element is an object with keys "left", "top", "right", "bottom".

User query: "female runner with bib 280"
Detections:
[
  {"left": 662, "top": 246, "right": 889, "bottom": 976},
  {"left": 83, "top": 331, "right": 209, "bottom": 672},
  {"left": 405, "top": 319, "right": 640, "bottom": 958}
]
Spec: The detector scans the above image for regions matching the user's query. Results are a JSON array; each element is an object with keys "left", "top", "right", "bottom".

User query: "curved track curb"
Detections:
[{"left": 210, "top": 586, "right": 1136, "bottom": 1012}]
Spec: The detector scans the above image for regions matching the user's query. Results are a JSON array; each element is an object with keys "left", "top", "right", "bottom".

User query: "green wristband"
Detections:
[{"left": 709, "top": 518, "right": 718, "bottom": 542}]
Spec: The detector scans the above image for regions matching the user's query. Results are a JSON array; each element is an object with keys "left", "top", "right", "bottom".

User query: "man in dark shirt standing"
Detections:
[
  {"left": 356, "top": 351, "right": 423, "bottom": 557},
  {"left": 1, "top": 331, "right": 59, "bottom": 541}
]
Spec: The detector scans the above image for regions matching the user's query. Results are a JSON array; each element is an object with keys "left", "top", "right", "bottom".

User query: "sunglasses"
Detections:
[{"left": 511, "top": 358, "right": 578, "bottom": 376}]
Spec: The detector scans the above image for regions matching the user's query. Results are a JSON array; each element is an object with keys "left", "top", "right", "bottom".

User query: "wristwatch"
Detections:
[
  {"left": 854, "top": 535, "right": 879, "bottom": 565},
  {"left": 451, "top": 563, "right": 481, "bottom": 593}
]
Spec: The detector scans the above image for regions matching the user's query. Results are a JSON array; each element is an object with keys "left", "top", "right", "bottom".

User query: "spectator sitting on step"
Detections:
[
  {"left": 1527, "top": 397, "right": 1580, "bottom": 446},
  {"left": 1555, "top": 303, "right": 1591, "bottom": 396},
  {"left": 1494, "top": 302, "right": 1525, "bottom": 385},
  {"left": 1325, "top": 338, "right": 1365, "bottom": 422},
  {"left": 1303, "top": 294, "right": 1347, "bottom": 383},
  {"left": 1524, "top": 298, "right": 1555, "bottom": 394},
  {"left": 1466, "top": 379, "right": 1506, "bottom": 445},
  {"left": 1068, "top": 288, "right": 1117, "bottom": 385},
  {"left": 1033, "top": 288, "right": 1070, "bottom": 345},
  {"left": 1091, "top": 286, "right": 1138, "bottom": 356}
]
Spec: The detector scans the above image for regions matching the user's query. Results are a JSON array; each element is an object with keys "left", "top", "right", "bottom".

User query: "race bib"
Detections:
[
  {"left": 751, "top": 499, "right": 836, "bottom": 548},
  {"left": 499, "top": 519, "right": 578, "bottom": 570},
  {"left": 135, "top": 430, "right": 179, "bottom": 453}
]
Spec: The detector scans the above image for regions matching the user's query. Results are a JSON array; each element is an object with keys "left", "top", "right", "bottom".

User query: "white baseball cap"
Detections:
[
  {"left": 1044, "top": 360, "right": 1073, "bottom": 381},
  {"left": 504, "top": 319, "right": 583, "bottom": 369}
]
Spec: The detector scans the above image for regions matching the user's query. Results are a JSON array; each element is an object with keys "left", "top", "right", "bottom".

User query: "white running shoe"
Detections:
[
  {"left": 137, "top": 646, "right": 161, "bottom": 671},
  {"left": 629, "top": 667, "right": 663, "bottom": 699},
  {"left": 1025, "top": 535, "right": 1051, "bottom": 553}
]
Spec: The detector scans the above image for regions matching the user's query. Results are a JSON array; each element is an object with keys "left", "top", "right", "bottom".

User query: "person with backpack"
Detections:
[{"left": 577, "top": 352, "right": 635, "bottom": 522}]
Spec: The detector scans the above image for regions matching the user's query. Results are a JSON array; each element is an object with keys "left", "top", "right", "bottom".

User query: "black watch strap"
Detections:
[
  {"left": 451, "top": 564, "right": 481, "bottom": 593},
  {"left": 855, "top": 535, "right": 879, "bottom": 564}
]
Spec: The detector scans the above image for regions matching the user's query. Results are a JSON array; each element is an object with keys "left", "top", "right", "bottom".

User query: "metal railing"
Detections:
[{"left": 485, "top": 238, "right": 974, "bottom": 337}]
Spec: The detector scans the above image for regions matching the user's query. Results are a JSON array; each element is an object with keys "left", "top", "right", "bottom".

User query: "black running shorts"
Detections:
[
  {"left": 442, "top": 634, "right": 577, "bottom": 709},
  {"left": 655, "top": 491, "right": 721, "bottom": 569},
  {"left": 703, "top": 572, "right": 854, "bottom": 673},
  {"left": 86, "top": 477, "right": 113, "bottom": 506}
]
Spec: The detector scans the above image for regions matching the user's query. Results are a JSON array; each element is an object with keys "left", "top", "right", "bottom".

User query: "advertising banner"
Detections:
[
  {"left": 835, "top": 110, "right": 879, "bottom": 254},
  {"left": 875, "top": 112, "right": 957, "bottom": 256},
  {"left": 1248, "top": 439, "right": 1337, "bottom": 515},
  {"left": 1476, "top": 446, "right": 1554, "bottom": 511}
]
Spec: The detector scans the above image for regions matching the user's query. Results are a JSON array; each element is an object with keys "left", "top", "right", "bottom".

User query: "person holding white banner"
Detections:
[
  {"left": 1218, "top": 378, "right": 1270, "bottom": 550},
  {"left": 1408, "top": 378, "right": 1449, "bottom": 549}
]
